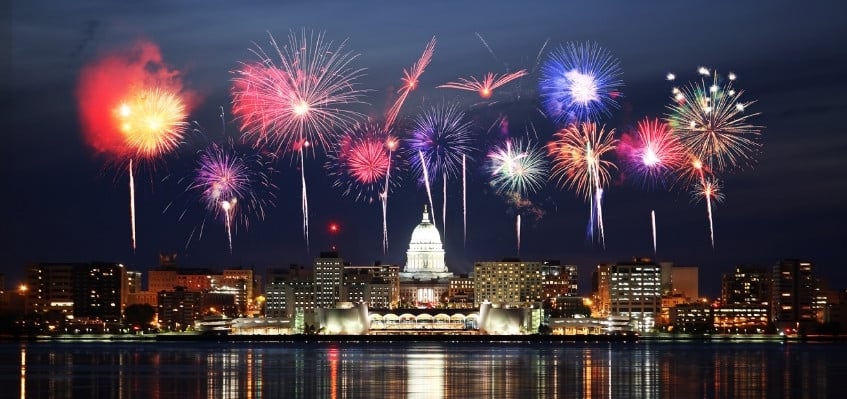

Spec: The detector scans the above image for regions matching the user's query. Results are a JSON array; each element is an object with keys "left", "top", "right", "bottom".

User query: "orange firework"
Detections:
[
  {"left": 114, "top": 88, "right": 187, "bottom": 160},
  {"left": 438, "top": 70, "right": 528, "bottom": 99},
  {"left": 385, "top": 36, "right": 436, "bottom": 128}
]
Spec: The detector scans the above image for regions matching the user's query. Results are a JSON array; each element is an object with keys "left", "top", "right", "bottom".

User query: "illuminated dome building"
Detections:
[{"left": 399, "top": 205, "right": 453, "bottom": 307}]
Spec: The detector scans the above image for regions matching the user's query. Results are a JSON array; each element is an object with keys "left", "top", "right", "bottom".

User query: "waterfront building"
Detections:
[
  {"left": 314, "top": 252, "right": 345, "bottom": 309},
  {"left": 342, "top": 264, "right": 400, "bottom": 308},
  {"left": 24, "top": 262, "right": 75, "bottom": 316},
  {"left": 541, "top": 261, "right": 578, "bottom": 299},
  {"left": 264, "top": 265, "right": 315, "bottom": 318},
  {"left": 771, "top": 259, "right": 816, "bottom": 333},
  {"left": 157, "top": 286, "right": 201, "bottom": 331},
  {"left": 72, "top": 262, "right": 127, "bottom": 323},
  {"left": 609, "top": 257, "right": 662, "bottom": 332},
  {"left": 127, "top": 271, "right": 143, "bottom": 293},
  {"left": 473, "top": 259, "right": 543, "bottom": 307},
  {"left": 591, "top": 263, "right": 612, "bottom": 317},
  {"left": 447, "top": 274, "right": 475, "bottom": 308}
]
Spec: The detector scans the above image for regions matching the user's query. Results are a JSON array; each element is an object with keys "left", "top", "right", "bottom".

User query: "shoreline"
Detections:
[{"left": 2, "top": 332, "right": 844, "bottom": 344}]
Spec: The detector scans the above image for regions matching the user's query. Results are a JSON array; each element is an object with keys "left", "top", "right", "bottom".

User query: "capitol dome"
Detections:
[
  {"left": 409, "top": 206, "right": 443, "bottom": 248},
  {"left": 402, "top": 205, "right": 450, "bottom": 278}
]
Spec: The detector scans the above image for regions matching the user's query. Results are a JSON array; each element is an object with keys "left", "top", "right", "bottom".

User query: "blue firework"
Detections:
[
  {"left": 405, "top": 101, "right": 474, "bottom": 182},
  {"left": 539, "top": 41, "right": 624, "bottom": 125}
]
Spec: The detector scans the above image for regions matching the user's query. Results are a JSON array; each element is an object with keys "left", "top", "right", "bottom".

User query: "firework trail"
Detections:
[
  {"left": 666, "top": 68, "right": 761, "bottom": 173},
  {"left": 377, "top": 38, "right": 436, "bottom": 252},
  {"left": 488, "top": 138, "right": 548, "bottom": 252},
  {"left": 232, "top": 29, "right": 368, "bottom": 251},
  {"left": 651, "top": 210, "right": 657, "bottom": 254},
  {"left": 418, "top": 150, "right": 435, "bottom": 228},
  {"left": 385, "top": 37, "right": 436, "bottom": 129},
  {"left": 187, "top": 141, "right": 277, "bottom": 254},
  {"left": 438, "top": 70, "right": 528, "bottom": 99},
  {"left": 539, "top": 41, "right": 623, "bottom": 125},
  {"left": 407, "top": 102, "right": 474, "bottom": 235},
  {"left": 462, "top": 155, "right": 467, "bottom": 246},
  {"left": 76, "top": 39, "right": 192, "bottom": 252},
  {"left": 617, "top": 117, "right": 685, "bottom": 188},
  {"left": 325, "top": 121, "right": 402, "bottom": 253},
  {"left": 692, "top": 177, "right": 725, "bottom": 248},
  {"left": 548, "top": 122, "right": 618, "bottom": 246}
]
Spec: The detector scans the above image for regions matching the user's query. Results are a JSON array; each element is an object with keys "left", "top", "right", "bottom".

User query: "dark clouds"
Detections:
[{"left": 3, "top": 0, "right": 847, "bottom": 297}]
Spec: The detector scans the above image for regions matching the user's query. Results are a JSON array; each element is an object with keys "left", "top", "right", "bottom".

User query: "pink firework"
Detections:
[
  {"left": 618, "top": 117, "right": 685, "bottom": 188},
  {"left": 231, "top": 29, "right": 368, "bottom": 250},
  {"left": 438, "top": 70, "right": 528, "bottom": 99},
  {"left": 326, "top": 121, "right": 403, "bottom": 203}
]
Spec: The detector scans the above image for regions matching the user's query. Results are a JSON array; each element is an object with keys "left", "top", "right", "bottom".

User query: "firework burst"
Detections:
[
  {"left": 406, "top": 101, "right": 474, "bottom": 235},
  {"left": 539, "top": 41, "right": 623, "bottom": 125},
  {"left": 488, "top": 138, "right": 548, "bottom": 253},
  {"left": 385, "top": 37, "right": 436, "bottom": 129},
  {"left": 666, "top": 68, "right": 761, "bottom": 173},
  {"left": 488, "top": 138, "right": 548, "bottom": 196},
  {"left": 438, "top": 70, "right": 528, "bottom": 99},
  {"left": 326, "top": 121, "right": 404, "bottom": 202},
  {"left": 547, "top": 122, "right": 618, "bottom": 246},
  {"left": 618, "top": 117, "right": 685, "bottom": 189},
  {"left": 188, "top": 142, "right": 277, "bottom": 254},
  {"left": 231, "top": 29, "right": 368, "bottom": 250},
  {"left": 76, "top": 39, "right": 193, "bottom": 252}
]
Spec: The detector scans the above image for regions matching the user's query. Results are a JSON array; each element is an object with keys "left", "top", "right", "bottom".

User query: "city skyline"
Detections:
[{"left": 3, "top": 1, "right": 846, "bottom": 299}]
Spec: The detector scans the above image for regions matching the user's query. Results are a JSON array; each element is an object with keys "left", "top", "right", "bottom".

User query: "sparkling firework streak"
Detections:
[
  {"left": 548, "top": 122, "right": 618, "bottom": 246},
  {"left": 385, "top": 37, "right": 436, "bottom": 129},
  {"left": 618, "top": 117, "right": 685, "bottom": 188},
  {"left": 666, "top": 68, "right": 761, "bottom": 173},
  {"left": 651, "top": 210, "right": 657, "bottom": 254},
  {"left": 76, "top": 39, "right": 192, "bottom": 252},
  {"left": 438, "top": 70, "right": 528, "bottom": 99},
  {"left": 188, "top": 142, "right": 276, "bottom": 254},
  {"left": 539, "top": 41, "right": 623, "bottom": 124},
  {"left": 692, "top": 177, "right": 725, "bottom": 248},
  {"left": 232, "top": 29, "right": 368, "bottom": 250},
  {"left": 488, "top": 138, "right": 548, "bottom": 252},
  {"left": 407, "top": 102, "right": 474, "bottom": 234},
  {"left": 418, "top": 150, "right": 436, "bottom": 230}
]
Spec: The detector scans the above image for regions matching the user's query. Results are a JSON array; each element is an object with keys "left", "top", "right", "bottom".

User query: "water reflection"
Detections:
[{"left": 2, "top": 341, "right": 846, "bottom": 398}]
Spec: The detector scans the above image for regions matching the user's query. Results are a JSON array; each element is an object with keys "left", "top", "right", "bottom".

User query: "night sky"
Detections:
[{"left": 3, "top": 1, "right": 846, "bottom": 298}]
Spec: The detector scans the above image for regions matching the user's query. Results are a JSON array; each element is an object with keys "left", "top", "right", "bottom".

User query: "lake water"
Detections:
[{"left": 2, "top": 339, "right": 845, "bottom": 398}]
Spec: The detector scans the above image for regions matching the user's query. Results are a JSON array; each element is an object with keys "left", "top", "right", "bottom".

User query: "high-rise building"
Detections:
[
  {"left": 721, "top": 266, "right": 771, "bottom": 306},
  {"left": 591, "top": 264, "right": 612, "bottom": 317},
  {"left": 314, "top": 252, "right": 344, "bottom": 309},
  {"left": 342, "top": 264, "right": 400, "bottom": 308},
  {"left": 157, "top": 286, "right": 201, "bottom": 331},
  {"left": 265, "top": 265, "right": 315, "bottom": 318},
  {"left": 609, "top": 257, "right": 662, "bottom": 331},
  {"left": 72, "top": 262, "right": 128, "bottom": 323},
  {"left": 474, "top": 259, "right": 543, "bottom": 307},
  {"left": 772, "top": 259, "right": 816, "bottom": 332},
  {"left": 127, "top": 271, "right": 143, "bottom": 294},
  {"left": 25, "top": 263, "right": 77, "bottom": 316},
  {"left": 541, "top": 261, "right": 578, "bottom": 299}
]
